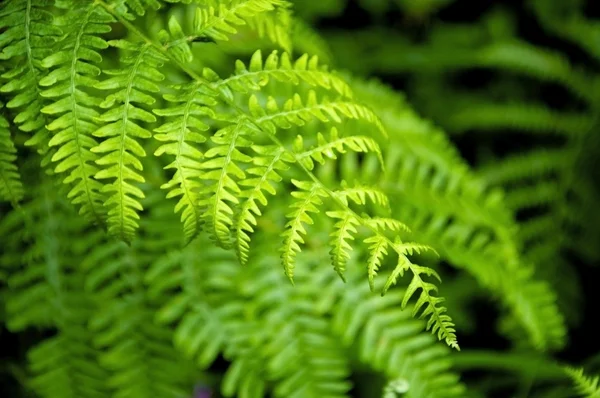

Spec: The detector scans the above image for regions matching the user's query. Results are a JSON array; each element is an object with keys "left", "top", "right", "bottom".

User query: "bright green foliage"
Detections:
[
  {"left": 0, "top": 107, "right": 23, "bottom": 205},
  {"left": 566, "top": 367, "right": 600, "bottom": 398},
  {"left": 0, "top": 0, "right": 60, "bottom": 162},
  {"left": 1, "top": 1, "right": 595, "bottom": 398},
  {"left": 1, "top": 182, "right": 110, "bottom": 398},
  {"left": 92, "top": 40, "right": 166, "bottom": 242},
  {"left": 214, "top": 50, "right": 352, "bottom": 99},
  {"left": 340, "top": 77, "right": 566, "bottom": 351},
  {"left": 38, "top": 0, "right": 113, "bottom": 224},
  {"left": 153, "top": 81, "right": 216, "bottom": 244}
]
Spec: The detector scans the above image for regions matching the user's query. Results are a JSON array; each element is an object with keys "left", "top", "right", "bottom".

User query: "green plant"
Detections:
[{"left": 0, "top": 1, "right": 598, "bottom": 397}]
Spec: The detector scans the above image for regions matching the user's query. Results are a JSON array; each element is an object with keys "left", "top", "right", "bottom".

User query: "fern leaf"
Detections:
[
  {"left": 326, "top": 210, "right": 360, "bottom": 280},
  {"left": 281, "top": 180, "right": 326, "bottom": 281},
  {"left": 294, "top": 127, "right": 383, "bottom": 170},
  {"left": 244, "top": 4, "right": 292, "bottom": 52},
  {"left": 0, "top": 0, "right": 61, "bottom": 159},
  {"left": 198, "top": 121, "right": 254, "bottom": 249},
  {"left": 381, "top": 239, "right": 458, "bottom": 349},
  {"left": 235, "top": 144, "right": 293, "bottom": 264},
  {"left": 91, "top": 40, "right": 166, "bottom": 242},
  {"left": 365, "top": 217, "right": 411, "bottom": 233},
  {"left": 0, "top": 110, "right": 24, "bottom": 205},
  {"left": 249, "top": 90, "right": 386, "bottom": 137},
  {"left": 192, "top": 0, "right": 288, "bottom": 42},
  {"left": 333, "top": 271, "right": 465, "bottom": 398},
  {"left": 28, "top": 332, "right": 109, "bottom": 398},
  {"left": 161, "top": 0, "right": 289, "bottom": 62},
  {"left": 212, "top": 50, "right": 353, "bottom": 99},
  {"left": 38, "top": 1, "right": 114, "bottom": 224},
  {"left": 334, "top": 180, "right": 389, "bottom": 208},
  {"left": 120, "top": 0, "right": 161, "bottom": 16},
  {"left": 365, "top": 234, "right": 389, "bottom": 291},
  {"left": 91, "top": 297, "right": 196, "bottom": 398},
  {"left": 566, "top": 367, "right": 600, "bottom": 398},
  {"left": 447, "top": 102, "right": 592, "bottom": 136},
  {"left": 154, "top": 82, "right": 218, "bottom": 244}
]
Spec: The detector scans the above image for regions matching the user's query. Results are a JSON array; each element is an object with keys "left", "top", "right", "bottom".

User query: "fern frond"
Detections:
[
  {"left": 153, "top": 82, "right": 217, "bottom": 244},
  {"left": 326, "top": 210, "right": 360, "bottom": 280},
  {"left": 28, "top": 331, "right": 109, "bottom": 398},
  {"left": 334, "top": 180, "right": 389, "bottom": 208},
  {"left": 235, "top": 144, "right": 293, "bottom": 264},
  {"left": 92, "top": 40, "right": 167, "bottom": 242},
  {"left": 82, "top": 197, "right": 196, "bottom": 397},
  {"left": 244, "top": 4, "right": 292, "bottom": 52},
  {"left": 0, "top": 0, "right": 61, "bottom": 159},
  {"left": 376, "top": 238, "right": 458, "bottom": 349},
  {"left": 249, "top": 90, "right": 386, "bottom": 137},
  {"left": 118, "top": 0, "right": 161, "bottom": 16},
  {"left": 332, "top": 271, "right": 465, "bottom": 398},
  {"left": 365, "top": 234, "right": 389, "bottom": 291},
  {"left": 38, "top": 1, "right": 114, "bottom": 224},
  {"left": 566, "top": 367, "right": 600, "bottom": 398},
  {"left": 210, "top": 50, "right": 352, "bottom": 99},
  {"left": 198, "top": 121, "right": 254, "bottom": 249},
  {"left": 346, "top": 76, "right": 566, "bottom": 350},
  {"left": 91, "top": 297, "right": 196, "bottom": 398},
  {"left": 294, "top": 127, "right": 382, "bottom": 171},
  {"left": 148, "top": 237, "right": 269, "bottom": 398},
  {"left": 162, "top": 0, "right": 289, "bottom": 62},
  {"left": 365, "top": 217, "right": 411, "bottom": 233},
  {"left": 0, "top": 183, "right": 86, "bottom": 331},
  {"left": 0, "top": 110, "right": 23, "bottom": 205},
  {"left": 0, "top": 181, "right": 109, "bottom": 398},
  {"left": 281, "top": 180, "right": 327, "bottom": 281},
  {"left": 192, "top": 0, "right": 288, "bottom": 41},
  {"left": 446, "top": 102, "right": 593, "bottom": 136},
  {"left": 477, "top": 41, "right": 592, "bottom": 102}
]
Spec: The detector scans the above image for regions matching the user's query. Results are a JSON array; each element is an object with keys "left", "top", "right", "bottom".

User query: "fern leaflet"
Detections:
[{"left": 92, "top": 40, "right": 166, "bottom": 242}]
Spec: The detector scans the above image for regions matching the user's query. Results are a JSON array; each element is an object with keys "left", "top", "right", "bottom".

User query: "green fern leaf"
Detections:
[
  {"left": 212, "top": 50, "right": 352, "bottom": 99},
  {"left": 91, "top": 40, "right": 166, "bottom": 242},
  {"left": 334, "top": 180, "right": 389, "bottom": 208},
  {"left": 365, "top": 234, "right": 389, "bottom": 291},
  {"left": 281, "top": 180, "right": 327, "bottom": 281},
  {"left": 154, "top": 82, "right": 217, "bottom": 244},
  {"left": 0, "top": 0, "right": 61, "bottom": 160},
  {"left": 235, "top": 144, "right": 293, "bottom": 264},
  {"left": 120, "top": 0, "right": 161, "bottom": 16},
  {"left": 250, "top": 90, "right": 386, "bottom": 137},
  {"left": 192, "top": 0, "right": 288, "bottom": 42},
  {"left": 28, "top": 332, "right": 109, "bottom": 398},
  {"left": 365, "top": 217, "right": 411, "bottom": 233},
  {"left": 566, "top": 367, "right": 600, "bottom": 398},
  {"left": 38, "top": 1, "right": 114, "bottom": 224},
  {"left": 244, "top": 4, "right": 292, "bottom": 51},
  {"left": 294, "top": 127, "right": 383, "bottom": 171},
  {"left": 381, "top": 239, "right": 458, "bottom": 349},
  {"left": 161, "top": 0, "right": 290, "bottom": 62},
  {"left": 198, "top": 121, "right": 254, "bottom": 249},
  {"left": 326, "top": 210, "right": 360, "bottom": 280},
  {"left": 0, "top": 110, "right": 24, "bottom": 205},
  {"left": 332, "top": 271, "right": 465, "bottom": 398}
]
